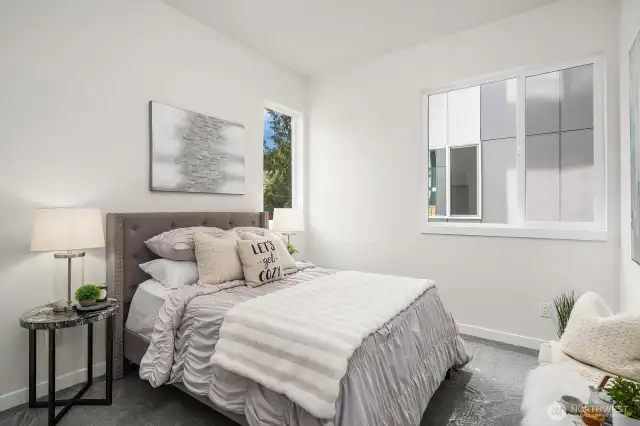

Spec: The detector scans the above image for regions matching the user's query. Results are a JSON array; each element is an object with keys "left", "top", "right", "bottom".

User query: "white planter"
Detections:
[{"left": 613, "top": 407, "right": 640, "bottom": 426}]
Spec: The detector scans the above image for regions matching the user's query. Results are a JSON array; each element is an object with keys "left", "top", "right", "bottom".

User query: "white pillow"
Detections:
[
  {"left": 237, "top": 239, "right": 286, "bottom": 287},
  {"left": 194, "top": 231, "right": 244, "bottom": 285},
  {"left": 560, "top": 292, "right": 640, "bottom": 381},
  {"left": 139, "top": 259, "right": 198, "bottom": 289},
  {"left": 238, "top": 230, "right": 296, "bottom": 269}
]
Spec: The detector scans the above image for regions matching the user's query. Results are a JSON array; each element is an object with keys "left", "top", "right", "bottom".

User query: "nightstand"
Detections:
[{"left": 19, "top": 299, "right": 120, "bottom": 425}]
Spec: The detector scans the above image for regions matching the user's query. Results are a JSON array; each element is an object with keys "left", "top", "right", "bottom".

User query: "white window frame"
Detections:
[
  {"left": 420, "top": 56, "right": 607, "bottom": 241},
  {"left": 263, "top": 100, "right": 304, "bottom": 210},
  {"left": 429, "top": 144, "right": 482, "bottom": 220}
]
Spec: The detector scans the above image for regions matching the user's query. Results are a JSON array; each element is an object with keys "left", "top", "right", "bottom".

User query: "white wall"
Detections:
[
  {"left": 307, "top": 0, "right": 620, "bottom": 346},
  {"left": 619, "top": 0, "right": 640, "bottom": 313},
  {"left": 0, "top": 0, "right": 306, "bottom": 410}
]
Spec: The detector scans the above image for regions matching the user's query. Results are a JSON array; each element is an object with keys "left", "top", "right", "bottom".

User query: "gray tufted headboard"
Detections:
[{"left": 106, "top": 211, "right": 268, "bottom": 378}]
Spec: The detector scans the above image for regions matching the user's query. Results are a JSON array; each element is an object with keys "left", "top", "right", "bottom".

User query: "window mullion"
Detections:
[
  {"left": 446, "top": 146, "right": 451, "bottom": 217},
  {"left": 516, "top": 74, "right": 527, "bottom": 226},
  {"left": 477, "top": 141, "right": 482, "bottom": 220},
  {"left": 592, "top": 59, "right": 606, "bottom": 229}
]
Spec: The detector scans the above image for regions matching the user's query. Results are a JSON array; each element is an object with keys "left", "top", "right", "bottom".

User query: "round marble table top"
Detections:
[{"left": 19, "top": 299, "right": 120, "bottom": 330}]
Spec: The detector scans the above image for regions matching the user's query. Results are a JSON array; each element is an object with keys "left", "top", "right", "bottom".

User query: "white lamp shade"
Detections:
[
  {"left": 272, "top": 208, "right": 304, "bottom": 233},
  {"left": 31, "top": 208, "right": 105, "bottom": 252}
]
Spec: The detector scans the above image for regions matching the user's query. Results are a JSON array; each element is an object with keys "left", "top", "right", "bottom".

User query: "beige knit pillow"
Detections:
[
  {"left": 194, "top": 231, "right": 243, "bottom": 285},
  {"left": 560, "top": 292, "right": 640, "bottom": 381},
  {"left": 237, "top": 239, "right": 286, "bottom": 287}
]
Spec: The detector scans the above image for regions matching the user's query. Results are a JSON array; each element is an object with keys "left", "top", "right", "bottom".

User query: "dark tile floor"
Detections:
[{"left": 0, "top": 335, "right": 537, "bottom": 426}]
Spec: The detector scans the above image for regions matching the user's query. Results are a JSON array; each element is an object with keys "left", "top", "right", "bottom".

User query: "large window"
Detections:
[
  {"left": 423, "top": 59, "right": 605, "bottom": 240},
  {"left": 263, "top": 105, "right": 302, "bottom": 215}
]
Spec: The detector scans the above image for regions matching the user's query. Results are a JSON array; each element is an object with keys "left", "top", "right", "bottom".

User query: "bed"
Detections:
[{"left": 106, "top": 211, "right": 470, "bottom": 426}]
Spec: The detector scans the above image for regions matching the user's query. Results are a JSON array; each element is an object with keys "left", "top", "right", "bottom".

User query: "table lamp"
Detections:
[
  {"left": 272, "top": 208, "right": 304, "bottom": 244},
  {"left": 30, "top": 208, "right": 105, "bottom": 312}
]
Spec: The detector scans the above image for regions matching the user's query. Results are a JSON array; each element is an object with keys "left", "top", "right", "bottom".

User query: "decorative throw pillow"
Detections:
[
  {"left": 145, "top": 227, "right": 230, "bottom": 261},
  {"left": 194, "top": 232, "right": 244, "bottom": 285},
  {"left": 237, "top": 239, "right": 286, "bottom": 287},
  {"left": 232, "top": 227, "right": 279, "bottom": 241},
  {"left": 139, "top": 259, "right": 198, "bottom": 289},
  {"left": 560, "top": 292, "right": 640, "bottom": 381},
  {"left": 236, "top": 228, "right": 296, "bottom": 269}
]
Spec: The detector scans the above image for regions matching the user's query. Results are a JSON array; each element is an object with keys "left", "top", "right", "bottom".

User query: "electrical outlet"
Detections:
[{"left": 540, "top": 302, "right": 551, "bottom": 318}]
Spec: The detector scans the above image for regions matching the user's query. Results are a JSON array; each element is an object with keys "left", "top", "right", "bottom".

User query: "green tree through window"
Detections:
[{"left": 263, "top": 108, "right": 292, "bottom": 213}]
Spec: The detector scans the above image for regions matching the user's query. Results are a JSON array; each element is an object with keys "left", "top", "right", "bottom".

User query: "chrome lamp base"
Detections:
[
  {"left": 280, "top": 232, "right": 294, "bottom": 244},
  {"left": 53, "top": 250, "right": 85, "bottom": 313}
]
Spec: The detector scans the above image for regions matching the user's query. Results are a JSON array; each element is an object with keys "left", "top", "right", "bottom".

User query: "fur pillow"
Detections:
[
  {"left": 194, "top": 232, "right": 243, "bottom": 285},
  {"left": 237, "top": 239, "right": 286, "bottom": 287},
  {"left": 560, "top": 292, "right": 640, "bottom": 381},
  {"left": 145, "top": 226, "right": 231, "bottom": 261}
]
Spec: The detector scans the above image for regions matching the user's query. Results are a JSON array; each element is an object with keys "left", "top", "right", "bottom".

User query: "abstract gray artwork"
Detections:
[
  {"left": 631, "top": 32, "right": 640, "bottom": 264},
  {"left": 150, "top": 101, "right": 245, "bottom": 194}
]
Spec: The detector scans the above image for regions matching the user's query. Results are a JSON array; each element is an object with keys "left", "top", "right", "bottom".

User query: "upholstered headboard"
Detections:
[{"left": 106, "top": 211, "right": 268, "bottom": 378}]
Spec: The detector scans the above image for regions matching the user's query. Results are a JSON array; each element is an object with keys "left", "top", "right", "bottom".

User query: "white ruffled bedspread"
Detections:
[{"left": 211, "top": 271, "right": 433, "bottom": 419}]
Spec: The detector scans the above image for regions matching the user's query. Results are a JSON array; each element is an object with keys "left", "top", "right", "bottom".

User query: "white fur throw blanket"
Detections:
[
  {"left": 210, "top": 270, "right": 434, "bottom": 419},
  {"left": 521, "top": 365, "right": 591, "bottom": 426}
]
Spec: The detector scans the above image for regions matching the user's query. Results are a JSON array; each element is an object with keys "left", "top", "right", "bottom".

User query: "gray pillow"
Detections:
[
  {"left": 145, "top": 226, "right": 233, "bottom": 261},
  {"left": 237, "top": 239, "right": 286, "bottom": 287}
]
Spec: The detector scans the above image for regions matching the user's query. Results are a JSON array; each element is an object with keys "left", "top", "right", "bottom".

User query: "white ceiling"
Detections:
[{"left": 161, "top": 0, "right": 559, "bottom": 76}]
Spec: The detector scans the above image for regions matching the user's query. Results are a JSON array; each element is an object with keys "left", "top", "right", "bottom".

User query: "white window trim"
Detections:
[
  {"left": 420, "top": 56, "right": 607, "bottom": 241},
  {"left": 264, "top": 100, "right": 304, "bottom": 210},
  {"left": 429, "top": 144, "right": 482, "bottom": 220}
]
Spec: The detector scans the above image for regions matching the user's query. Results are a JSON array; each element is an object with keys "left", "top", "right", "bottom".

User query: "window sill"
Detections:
[{"left": 421, "top": 223, "right": 607, "bottom": 241}]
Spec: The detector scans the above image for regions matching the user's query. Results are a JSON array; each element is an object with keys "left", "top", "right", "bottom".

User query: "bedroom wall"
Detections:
[
  {"left": 0, "top": 0, "right": 307, "bottom": 410},
  {"left": 307, "top": 0, "right": 621, "bottom": 346},
  {"left": 619, "top": 0, "right": 640, "bottom": 313}
]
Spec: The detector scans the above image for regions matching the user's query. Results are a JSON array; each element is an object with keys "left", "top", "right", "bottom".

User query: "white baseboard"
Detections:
[
  {"left": 458, "top": 323, "right": 546, "bottom": 350},
  {"left": 0, "top": 362, "right": 106, "bottom": 413}
]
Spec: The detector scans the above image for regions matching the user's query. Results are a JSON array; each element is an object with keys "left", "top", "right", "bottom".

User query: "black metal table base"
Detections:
[{"left": 28, "top": 317, "right": 114, "bottom": 425}]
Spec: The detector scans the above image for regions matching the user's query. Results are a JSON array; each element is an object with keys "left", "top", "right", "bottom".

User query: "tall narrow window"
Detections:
[{"left": 263, "top": 108, "right": 293, "bottom": 214}]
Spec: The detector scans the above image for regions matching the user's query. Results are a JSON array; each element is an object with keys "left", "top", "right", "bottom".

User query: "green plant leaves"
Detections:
[
  {"left": 607, "top": 376, "right": 640, "bottom": 420},
  {"left": 553, "top": 290, "right": 576, "bottom": 338},
  {"left": 74, "top": 284, "right": 101, "bottom": 302},
  {"left": 287, "top": 242, "right": 298, "bottom": 255}
]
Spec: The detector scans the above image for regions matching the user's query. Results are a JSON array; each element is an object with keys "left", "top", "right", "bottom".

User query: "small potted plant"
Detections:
[
  {"left": 554, "top": 289, "right": 577, "bottom": 337},
  {"left": 75, "top": 284, "right": 101, "bottom": 307},
  {"left": 286, "top": 242, "right": 299, "bottom": 256},
  {"left": 607, "top": 376, "right": 640, "bottom": 426}
]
